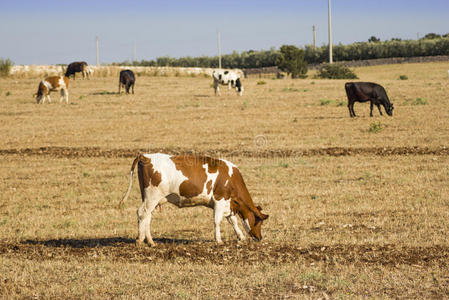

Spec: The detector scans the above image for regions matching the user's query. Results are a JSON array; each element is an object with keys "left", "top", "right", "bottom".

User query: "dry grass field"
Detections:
[{"left": 0, "top": 62, "right": 448, "bottom": 299}]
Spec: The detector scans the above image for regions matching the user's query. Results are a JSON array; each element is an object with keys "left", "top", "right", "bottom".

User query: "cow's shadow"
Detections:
[
  {"left": 22, "top": 236, "right": 198, "bottom": 249},
  {"left": 90, "top": 91, "right": 119, "bottom": 96}
]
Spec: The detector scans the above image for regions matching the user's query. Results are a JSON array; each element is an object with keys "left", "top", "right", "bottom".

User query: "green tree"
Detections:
[
  {"left": 422, "top": 33, "right": 441, "bottom": 40},
  {"left": 276, "top": 45, "right": 308, "bottom": 78},
  {"left": 368, "top": 36, "right": 381, "bottom": 43}
]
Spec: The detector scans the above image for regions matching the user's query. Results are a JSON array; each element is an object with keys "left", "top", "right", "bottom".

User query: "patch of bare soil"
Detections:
[
  {"left": 1, "top": 146, "right": 448, "bottom": 158},
  {"left": 0, "top": 238, "right": 447, "bottom": 266}
]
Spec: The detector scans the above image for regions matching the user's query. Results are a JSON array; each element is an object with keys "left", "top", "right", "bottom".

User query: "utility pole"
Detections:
[
  {"left": 133, "top": 42, "right": 136, "bottom": 62},
  {"left": 96, "top": 36, "right": 99, "bottom": 66},
  {"left": 313, "top": 25, "right": 317, "bottom": 49},
  {"left": 328, "top": 0, "right": 333, "bottom": 64},
  {"left": 217, "top": 30, "right": 222, "bottom": 69}
]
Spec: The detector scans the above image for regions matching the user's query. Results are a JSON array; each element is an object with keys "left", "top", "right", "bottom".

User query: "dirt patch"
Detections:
[
  {"left": 1, "top": 238, "right": 447, "bottom": 266},
  {"left": 1, "top": 146, "right": 448, "bottom": 159}
]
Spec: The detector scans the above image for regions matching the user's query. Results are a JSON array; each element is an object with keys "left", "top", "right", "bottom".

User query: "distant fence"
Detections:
[
  {"left": 243, "top": 66, "right": 280, "bottom": 78},
  {"left": 9, "top": 66, "right": 244, "bottom": 78},
  {"left": 8, "top": 55, "right": 449, "bottom": 78}
]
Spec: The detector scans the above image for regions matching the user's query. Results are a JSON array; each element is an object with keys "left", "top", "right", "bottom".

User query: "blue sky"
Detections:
[{"left": 1, "top": 0, "right": 448, "bottom": 65}]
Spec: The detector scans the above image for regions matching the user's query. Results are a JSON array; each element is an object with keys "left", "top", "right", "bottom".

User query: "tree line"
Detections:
[{"left": 114, "top": 33, "right": 449, "bottom": 69}]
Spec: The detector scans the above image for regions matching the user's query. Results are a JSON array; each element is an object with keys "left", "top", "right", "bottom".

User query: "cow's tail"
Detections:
[{"left": 118, "top": 155, "right": 140, "bottom": 208}]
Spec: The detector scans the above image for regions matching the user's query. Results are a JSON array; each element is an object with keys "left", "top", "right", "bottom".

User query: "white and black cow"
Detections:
[
  {"left": 119, "top": 153, "right": 268, "bottom": 246},
  {"left": 212, "top": 69, "right": 243, "bottom": 96},
  {"left": 35, "top": 75, "right": 69, "bottom": 104}
]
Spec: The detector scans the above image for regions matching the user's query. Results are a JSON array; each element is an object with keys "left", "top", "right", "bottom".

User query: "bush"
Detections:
[
  {"left": 316, "top": 63, "right": 358, "bottom": 79},
  {"left": 369, "top": 121, "right": 383, "bottom": 133},
  {"left": 399, "top": 75, "right": 408, "bottom": 80},
  {"left": 0, "top": 58, "right": 13, "bottom": 77}
]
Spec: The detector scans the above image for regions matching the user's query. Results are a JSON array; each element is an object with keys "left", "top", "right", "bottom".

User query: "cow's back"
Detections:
[{"left": 120, "top": 70, "right": 135, "bottom": 83}]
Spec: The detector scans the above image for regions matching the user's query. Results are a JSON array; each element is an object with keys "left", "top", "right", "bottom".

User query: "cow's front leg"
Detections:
[
  {"left": 376, "top": 104, "right": 383, "bottom": 116},
  {"left": 226, "top": 215, "right": 246, "bottom": 241},
  {"left": 59, "top": 89, "right": 65, "bottom": 103},
  {"left": 214, "top": 81, "right": 220, "bottom": 96},
  {"left": 370, "top": 101, "right": 374, "bottom": 117}
]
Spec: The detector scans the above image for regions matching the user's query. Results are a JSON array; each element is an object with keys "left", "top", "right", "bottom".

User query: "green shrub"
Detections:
[
  {"left": 257, "top": 80, "right": 266, "bottom": 85},
  {"left": 412, "top": 98, "right": 428, "bottom": 105},
  {"left": 0, "top": 58, "right": 13, "bottom": 77},
  {"left": 399, "top": 75, "right": 408, "bottom": 80},
  {"left": 369, "top": 121, "right": 383, "bottom": 133},
  {"left": 336, "top": 100, "right": 347, "bottom": 106},
  {"left": 320, "top": 99, "right": 334, "bottom": 106},
  {"left": 316, "top": 63, "right": 358, "bottom": 79}
]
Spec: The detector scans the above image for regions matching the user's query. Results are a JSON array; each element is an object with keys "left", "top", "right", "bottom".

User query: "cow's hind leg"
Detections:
[
  {"left": 137, "top": 189, "right": 164, "bottom": 247},
  {"left": 348, "top": 101, "right": 355, "bottom": 117},
  {"left": 226, "top": 215, "right": 246, "bottom": 241}
]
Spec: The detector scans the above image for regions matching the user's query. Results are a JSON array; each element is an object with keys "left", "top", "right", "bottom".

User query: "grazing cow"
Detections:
[
  {"left": 65, "top": 61, "right": 89, "bottom": 80},
  {"left": 119, "top": 70, "right": 135, "bottom": 94},
  {"left": 212, "top": 69, "right": 243, "bottom": 96},
  {"left": 345, "top": 82, "right": 394, "bottom": 117},
  {"left": 35, "top": 76, "right": 69, "bottom": 104},
  {"left": 119, "top": 153, "right": 268, "bottom": 246}
]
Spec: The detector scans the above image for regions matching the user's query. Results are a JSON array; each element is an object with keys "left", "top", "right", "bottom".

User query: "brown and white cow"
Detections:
[
  {"left": 35, "top": 76, "right": 70, "bottom": 104},
  {"left": 119, "top": 153, "right": 268, "bottom": 246}
]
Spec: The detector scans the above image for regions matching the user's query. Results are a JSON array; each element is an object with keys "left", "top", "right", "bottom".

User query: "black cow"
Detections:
[
  {"left": 119, "top": 70, "right": 135, "bottom": 94},
  {"left": 345, "top": 82, "right": 394, "bottom": 117},
  {"left": 65, "top": 61, "right": 89, "bottom": 80}
]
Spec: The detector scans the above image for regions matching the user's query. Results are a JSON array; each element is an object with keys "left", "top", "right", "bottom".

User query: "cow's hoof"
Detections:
[{"left": 237, "top": 239, "right": 247, "bottom": 245}]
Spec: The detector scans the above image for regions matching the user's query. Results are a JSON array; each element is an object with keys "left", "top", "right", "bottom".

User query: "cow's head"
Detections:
[
  {"left": 35, "top": 84, "right": 46, "bottom": 103},
  {"left": 242, "top": 205, "right": 268, "bottom": 241},
  {"left": 385, "top": 103, "right": 394, "bottom": 116}
]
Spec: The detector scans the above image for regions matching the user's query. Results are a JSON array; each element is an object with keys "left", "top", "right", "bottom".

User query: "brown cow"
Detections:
[
  {"left": 119, "top": 153, "right": 268, "bottom": 246},
  {"left": 35, "top": 76, "right": 69, "bottom": 104},
  {"left": 65, "top": 61, "right": 89, "bottom": 79}
]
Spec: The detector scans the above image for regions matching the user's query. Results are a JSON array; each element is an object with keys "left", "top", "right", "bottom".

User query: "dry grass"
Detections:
[{"left": 0, "top": 62, "right": 448, "bottom": 299}]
